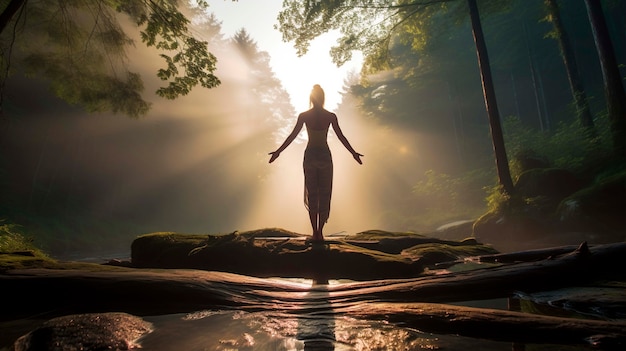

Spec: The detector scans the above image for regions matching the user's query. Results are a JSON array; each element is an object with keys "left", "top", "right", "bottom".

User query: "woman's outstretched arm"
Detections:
[
  {"left": 268, "top": 115, "right": 304, "bottom": 163},
  {"left": 331, "top": 115, "right": 363, "bottom": 164}
]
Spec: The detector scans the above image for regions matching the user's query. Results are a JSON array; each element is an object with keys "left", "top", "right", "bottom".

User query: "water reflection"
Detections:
[{"left": 296, "top": 262, "right": 336, "bottom": 350}]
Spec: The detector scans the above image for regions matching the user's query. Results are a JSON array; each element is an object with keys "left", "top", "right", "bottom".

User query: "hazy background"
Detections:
[
  {"left": 0, "top": 7, "right": 380, "bottom": 254},
  {"left": 0, "top": 0, "right": 623, "bottom": 255}
]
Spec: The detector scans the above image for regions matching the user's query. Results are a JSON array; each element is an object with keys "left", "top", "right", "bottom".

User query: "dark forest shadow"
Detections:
[{"left": 296, "top": 266, "right": 336, "bottom": 350}]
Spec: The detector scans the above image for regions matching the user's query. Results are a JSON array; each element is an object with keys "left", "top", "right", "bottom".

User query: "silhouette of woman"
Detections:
[{"left": 269, "top": 84, "right": 363, "bottom": 242}]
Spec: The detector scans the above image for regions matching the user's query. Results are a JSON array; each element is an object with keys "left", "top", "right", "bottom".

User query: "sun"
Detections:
[{"left": 269, "top": 31, "right": 363, "bottom": 114}]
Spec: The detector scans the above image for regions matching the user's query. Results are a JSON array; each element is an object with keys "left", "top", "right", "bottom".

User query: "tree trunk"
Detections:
[
  {"left": 466, "top": 0, "right": 515, "bottom": 195},
  {"left": 0, "top": 0, "right": 27, "bottom": 34},
  {"left": 545, "top": 0, "right": 594, "bottom": 129},
  {"left": 584, "top": 0, "right": 626, "bottom": 158}
]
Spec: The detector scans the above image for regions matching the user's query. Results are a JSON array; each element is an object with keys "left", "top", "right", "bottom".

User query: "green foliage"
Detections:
[
  {"left": 1, "top": 0, "right": 223, "bottom": 117},
  {"left": 277, "top": 0, "right": 510, "bottom": 74},
  {"left": 132, "top": 0, "right": 220, "bottom": 99},
  {"left": 0, "top": 219, "right": 54, "bottom": 270},
  {"left": 412, "top": 170, "right": 461, "bottom": 205},
  {"left": 0, "top": 220, "right": 36, "bottom": 253},
  {"left": 412, "top": 169, "right": 493, "bottom": 212},
  {"left": 278, "top": 0, "right": 429, "bottom": 68},
  {"left": 0, "top": 197, "right": 144, "bottom": 256},
  {"left": 503, "top": 115, "right": 610, "bottom": 179},
  {"left": 484, "top": 114, "right": 619, "bottom": 215},
  {"left": 484, "top": 184, "right": 511, "bottom": 212},
  {"left": 376, "top": 169, "right": 493, "bottom": 231}
]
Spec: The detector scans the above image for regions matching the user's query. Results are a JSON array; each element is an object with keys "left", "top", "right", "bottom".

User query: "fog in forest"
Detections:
[
  {"left": 2, "top": 46, "right": 425, "bottom": 240},
  {"left": 1, "top": 14, "right": 420, "bottom": 250},
  {"left": 1, "top": 0, "right": 624, "bottom": 255}
]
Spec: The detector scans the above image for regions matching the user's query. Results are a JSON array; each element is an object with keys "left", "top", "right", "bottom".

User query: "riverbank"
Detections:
[{"left": 1, "top": 230, "right": 625, "bottom": 350}]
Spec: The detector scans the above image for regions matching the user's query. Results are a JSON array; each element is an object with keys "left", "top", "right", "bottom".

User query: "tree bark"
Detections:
[
  {"left": 545, "top": 0, "right": 595, "bottom": 130},
  {"left": 0, "top": 0, "right": 27, "bottom": 34},
  {"left": 584, "top": 0, "right": 626, "bottom": 158},
  {"left": 466, "top": 0, "right": 515, "bottom": 195}
]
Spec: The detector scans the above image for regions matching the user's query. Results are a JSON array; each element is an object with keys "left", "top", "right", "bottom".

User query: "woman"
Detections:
[{"left": 269, "top": 84, "right": 363, "bottom": 242}]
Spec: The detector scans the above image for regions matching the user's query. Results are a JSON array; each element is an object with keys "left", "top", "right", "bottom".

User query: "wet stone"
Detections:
[{"left": 12, "top": 312, "right": 153, "bottom": 351}]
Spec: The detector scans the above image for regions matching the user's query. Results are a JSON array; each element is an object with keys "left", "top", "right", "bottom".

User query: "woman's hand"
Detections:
[
  {"left": 353, "top": 152, "right": 364, "bottom": 164},
  {"left": 268, "top": 151, "right": 280, "bottom": 163}
]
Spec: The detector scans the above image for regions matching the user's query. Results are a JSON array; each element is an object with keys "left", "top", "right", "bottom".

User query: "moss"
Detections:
[
  {"left": 347, "top": 229, "right": 425, "bottom": 240},
  {"left": 560, "top": 171, "right": 626, "bottom": 215},
  {"left": 0, "top": 221, "right": 53, "bottom": 271},
  {"left": 0, "top": 251, "right": 137, "bottom": 272},
  {"left": 402, "top": 243, "right": 498, "bottom": 261},
  {"left": 238, "top": 228, "right": 302, "bottom": 239},
  {"left": 332, "top": 241, "right": 412, "bottom": 263}
]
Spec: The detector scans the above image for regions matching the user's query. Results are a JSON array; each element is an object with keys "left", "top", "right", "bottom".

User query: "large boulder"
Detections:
[
  {"left": 12, "top": 312, "right": 152, "bottom": 351},
  {"left": 515, "top": 168, "right": 583, "bottom": 202},
  {"left": 473, "top": 171, "right": 625, "bottom": 252},
  {"left": 130, "top": 228, "right": 497, "bottom": 280},
  {"left": 557, "top": 172, "right": 626, "bottom": 234}
]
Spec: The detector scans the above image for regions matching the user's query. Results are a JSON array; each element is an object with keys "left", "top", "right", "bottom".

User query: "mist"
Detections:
[
  {"left": 2, "top": 14, "right": 444, "bottom": 256},
  {"left": 8, "top": 0, "right": 619, "bottom": 255}
]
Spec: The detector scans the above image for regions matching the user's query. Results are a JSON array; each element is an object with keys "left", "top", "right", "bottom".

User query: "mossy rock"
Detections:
[
  {"left": 346, "top": 230, "right": 426, "bottom": 241},
  {"left": 401, "top": 243, "right": 498, "bottom": 266},
  {"left": 130, "top": 229, "right": 498, "bottom": 280},
  {"left": 515, "top": 168, "right": 583, "bottom": 203},
  {"left": 12, "top": 313, "right": 152, "bottom": 351},
  {"left": 131, "top": 229, "right": 422, "bottom": 279},
  {"left": 472, "top": 210, "right": 549, "bottom": 252},
  {"left": 558, "top": 172, "right": 626, "bottom": 233},
  {"left": 474, "top": 171, "right": 625, "bottom": 251},
  {"left": 0, "top": 250, "right": 54, "bottom": 271}
]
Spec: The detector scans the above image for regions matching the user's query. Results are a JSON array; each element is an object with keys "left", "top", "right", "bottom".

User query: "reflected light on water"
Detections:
[{"left": 140, "top": 309, "right": 508, "bottom": 351}]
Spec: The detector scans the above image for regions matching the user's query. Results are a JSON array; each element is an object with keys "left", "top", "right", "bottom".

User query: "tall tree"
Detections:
[
  {"left": 230, "top": 28, "right": 296, "bottom": 143},
  {"left": 466, "top": 0, "right": 514, "bottom": 194},
  {"left": 0, "top": 0, "right": 225, "bottom": 117},
  {"left": 277, "top": 0, "right": 515, "bottom": 194},
  {"left": 544, "top": 0, "right": 594, "bottom": 130},
  {"left": 583, "top": 0, "right": 626, "bottom": 158}
]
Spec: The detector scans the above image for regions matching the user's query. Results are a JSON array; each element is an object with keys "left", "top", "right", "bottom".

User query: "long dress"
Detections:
[{"left": 303, "top": 128, "right": 333, "bottom": 222}]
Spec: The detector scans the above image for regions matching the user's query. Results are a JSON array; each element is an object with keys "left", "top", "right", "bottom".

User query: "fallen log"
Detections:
[
  {"left": 2, "top": 266, "right": 625, "bottom": 349},
  {"left": 329, "top": 241, "right": 626, "bottom": 303},
  {"left": 2, "top": 242, "right": 625, "bottom": 349},
  {"left": 478, "top": 244, "right": 581, "bottom": 263},
  {"left": 341, "top": 302, "right": 626, "bottom": 349},
  {"left": 2, "top": 242, "right": 625, "bottom": 315},
  {"left": 3, "top": 242, "right": 625, "bottom": 318}
]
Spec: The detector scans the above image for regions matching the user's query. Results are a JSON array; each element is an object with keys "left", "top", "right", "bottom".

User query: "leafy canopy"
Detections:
[
  {"left": 0, "top": 0, "right": 229, "bottom": 117},
  {"left": 277, "top": 0, "right": 511, "bottom": 75},
  {"left": 277, "top": 0, "right": 455, "bottom": 73}
]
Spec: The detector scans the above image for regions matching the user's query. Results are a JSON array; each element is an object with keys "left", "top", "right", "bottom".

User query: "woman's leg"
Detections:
[
  {"left": 309, "top": 210, "right": 321, "bottom": 240},
  {"left": 304, "top": 148, "right": 331, "bottom": 242},
  {"left": 318, "top": 211, "right": 329, "bottom": 240}
]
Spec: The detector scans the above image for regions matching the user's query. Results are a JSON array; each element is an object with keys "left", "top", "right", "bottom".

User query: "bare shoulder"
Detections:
[{"left": 299, "top": 109, "right": 315, "bottom": 120}]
